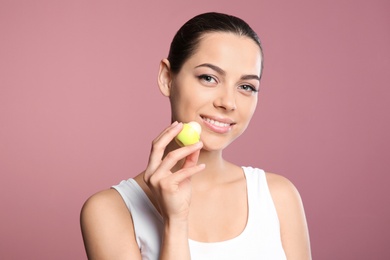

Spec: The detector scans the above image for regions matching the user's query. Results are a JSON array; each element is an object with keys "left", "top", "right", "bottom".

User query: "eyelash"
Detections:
[
  {"left": 197, "top": 74, "right": 258, "bottom": 93},
  {"left": 198, "top": 74, "right": 217, "bottom": 83},
  {"left": 239, "top": 85, "right": 259, "bottom": 93}
]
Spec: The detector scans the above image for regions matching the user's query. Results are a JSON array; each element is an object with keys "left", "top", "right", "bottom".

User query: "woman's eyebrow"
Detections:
[
  {"left": 241, "top": 74, "right": 260, "bottom": 81},
  {"left": 195, "top": 63, "right": 225, "bottom": 75},
  {"left": 195, "top": 63, "right": 260, "bottom": 81}
]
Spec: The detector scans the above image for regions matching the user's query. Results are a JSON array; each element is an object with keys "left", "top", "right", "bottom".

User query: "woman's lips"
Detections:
[{"left": 201, "top": 116, "right": 235, "bottom": 134}]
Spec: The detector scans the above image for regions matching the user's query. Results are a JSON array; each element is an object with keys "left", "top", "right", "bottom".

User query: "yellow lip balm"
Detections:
[{"left": 175, "top": 121, "right": 202, "bottom": 146}]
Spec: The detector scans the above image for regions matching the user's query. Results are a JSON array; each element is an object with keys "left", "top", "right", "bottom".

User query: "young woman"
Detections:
[{"left": 81, "top": 12, "right": 311, "bottom": 259}]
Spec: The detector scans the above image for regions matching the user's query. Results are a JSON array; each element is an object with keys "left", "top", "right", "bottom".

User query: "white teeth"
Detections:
[{"left": 203, "top": 117, "right": 230, "bottom": 127}]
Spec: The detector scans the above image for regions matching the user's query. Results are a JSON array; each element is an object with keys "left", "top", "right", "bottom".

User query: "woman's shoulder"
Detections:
[
  {"left": 242, "top": 167, "right": 302, "bottom": 205},
  {"left": 80, "top": 188, "right": 132, "bottom": 235},
  {"left": 81, "top": 188, "right": 125, "bottom": 214},
  {"left": 265, "top": 172, "right": 297, "bottom": 191},
  {"left": 265, "top": 172, "right": 311, "bottom": 259},
  {"left": 80, "top": 188, "right": 142, "bottom": 259},
  {"left": 264, "top": 172, "right": 302, "bottom": 206}
]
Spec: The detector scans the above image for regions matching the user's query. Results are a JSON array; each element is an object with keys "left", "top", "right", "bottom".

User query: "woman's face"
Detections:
[{"left": 163, "top": 32, "right": 262, "bottom": 151}]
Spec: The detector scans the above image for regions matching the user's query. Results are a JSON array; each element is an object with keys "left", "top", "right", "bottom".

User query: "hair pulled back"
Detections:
[{"left": 168, "top": 12, "right": 263, "bottom": 76}]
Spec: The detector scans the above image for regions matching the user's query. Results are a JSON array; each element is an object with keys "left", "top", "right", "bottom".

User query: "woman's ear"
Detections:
[{"left": 158, "top": 58, "right": 172, "bottom": 97}]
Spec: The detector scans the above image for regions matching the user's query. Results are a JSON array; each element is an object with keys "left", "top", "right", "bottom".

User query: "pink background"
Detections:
[{"left": 1, "top": 0, "right": 389, "bottom": 259}]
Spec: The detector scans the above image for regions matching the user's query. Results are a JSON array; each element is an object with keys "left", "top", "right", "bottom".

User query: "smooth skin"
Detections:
[{"left": 80, "top": 32, "right": 311, "bottom": 259}]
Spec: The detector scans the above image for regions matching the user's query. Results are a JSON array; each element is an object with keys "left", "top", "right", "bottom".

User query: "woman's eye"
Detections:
[
  {"left": 239, "top": 84, "right": 258, "bottom": 94},
  {"left": 198, "top": 75, "right": 217, "bottom": 83}
]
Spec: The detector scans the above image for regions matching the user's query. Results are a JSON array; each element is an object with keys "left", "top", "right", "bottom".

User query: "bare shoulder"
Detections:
[
  {"left": 265, "top": 172, "right": 302, "bottom": 204},
  {"left": 265, "top": 172, "right": 312, "bottom": 260},
  {"left": 264, "top": 171, "right": 305, "bottom": 225},
  {"left": 81, "top": 188, "right": 126, "bottom": 214},
  {"left": 81, "top": 189, "right": 130, "bottom": 231},
  {"left": 80, "top": 189, "right": 141, "bottom": 260}
]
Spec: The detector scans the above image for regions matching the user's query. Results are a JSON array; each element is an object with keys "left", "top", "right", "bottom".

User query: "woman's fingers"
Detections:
[
  {"left": 153, "top": 121, "right": 180, "bottom": 143},
  {"left": 147, "top": 142, "right": 203, "bottom": 186},
  {"left": 158, "top": 163, "right": 206, "bottom": 192},
  {"left": 141, "top": 124, "right": 204, "bottom": 221},
  {"left": 150, "top": 122, "right": 182, "bottom": 160},
  {"left": 144, "top": 122, "right": 204, "bottom": 191},
  {"left": 181, "top": 148, "right": 201, "bottom": 169},
  {"left": 144, "top": 122, "right": 183, "bottom": 180},
  {"left": 156, "top": 142, "right": 203, "bottom": 177}
]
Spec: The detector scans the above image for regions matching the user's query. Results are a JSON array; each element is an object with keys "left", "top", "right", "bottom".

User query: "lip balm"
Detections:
[{"left": 175, "top": 121, "right": 202, "bottom": 146}]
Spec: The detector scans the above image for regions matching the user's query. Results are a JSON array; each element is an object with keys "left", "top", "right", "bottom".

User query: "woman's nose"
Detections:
[{"left": 213, "top": 88, "right": 237, "bottom": 111}]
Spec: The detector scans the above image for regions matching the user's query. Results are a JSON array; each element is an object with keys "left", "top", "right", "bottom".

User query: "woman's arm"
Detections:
[
  {"left": 267, "top": 173, "right": 312, "bottom": 260},
  {"left": 80, "top": 189, "right": 142, "bottom": 260}
]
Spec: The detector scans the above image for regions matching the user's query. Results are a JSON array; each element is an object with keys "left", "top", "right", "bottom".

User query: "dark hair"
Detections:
[{"left": 168, "top": 12, "right": 264, "bottom": 77}]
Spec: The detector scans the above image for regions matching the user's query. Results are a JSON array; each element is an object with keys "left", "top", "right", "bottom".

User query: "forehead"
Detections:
[{"left": 186, "top": 32, "right": 262, "bottom": 75}]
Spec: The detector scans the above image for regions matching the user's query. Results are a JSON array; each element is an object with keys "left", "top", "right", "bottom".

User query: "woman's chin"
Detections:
[{"left": 200, "top": 139, "right": 235, "bottom": 153}]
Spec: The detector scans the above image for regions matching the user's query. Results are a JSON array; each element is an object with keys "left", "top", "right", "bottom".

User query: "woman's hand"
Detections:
[{"left": 143, "top": 121, "right": 205, "bottom": 222}]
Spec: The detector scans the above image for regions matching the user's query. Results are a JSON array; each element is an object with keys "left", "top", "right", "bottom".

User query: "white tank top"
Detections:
[{"left": 112, "top": 166, "right": 286, "bottom": 260}]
